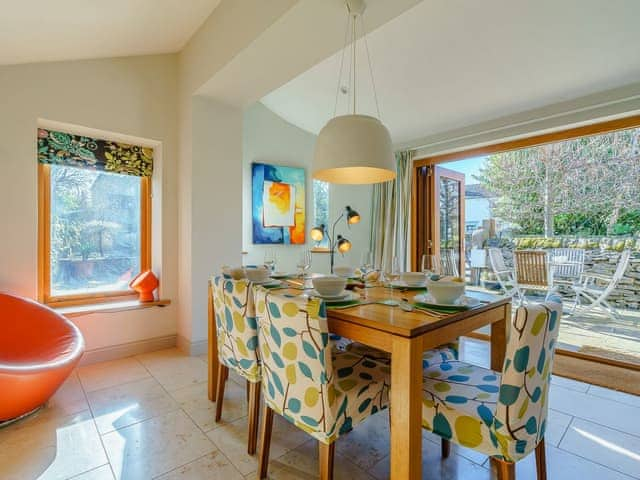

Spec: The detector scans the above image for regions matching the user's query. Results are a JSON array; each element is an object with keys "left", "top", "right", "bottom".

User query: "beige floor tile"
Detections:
[
  {"left": 261, "top": 439, "right": 376, "bottom": 479},
  {"left": 70, "top": 465, "right": 115, "bottom": 480},
  {"left": 515, "top": 441, "right": 634, "bottom": 480},
  {"left": 136, "top": 349, "right": 208, "bottom": 391},
  {"left": 48, "top": 372, "right": 90, "bottom": 419},
  {"left": 156, "top": 451, "right": 244, "bottom": 479},
  {"left": 369, "top": 437, "right": 490, "bottom": 480},
  {"left": 550, "top": 384, "right": 640, "bottom": 437},
  {"left": 559, "top": 418, "right": 640, "bottom": 478},
  {"left": 78, "top": 357, "right": 150, "bottom": 393},
  {"left": 588, "top": 384, "right": 640, "bottom": 408},
  {"left": 334, "top": 412, "right": 390, "bottom": 470},
  {"left": 207, "top": 415, "right": 309, "bottom": 476},
  {"left": 87, "top": 377, "right": 180, "bottom": 434},
  {"left": 0, "top": 410, "right": 107, "bottom": 480},
  {"left": 551, "top": 375, "right": 591, "bottom": 393},
  {"left": 544, "top": 408, "right": 573, "bottom": 447},
  {"left": 422, "top": 430, "right": 488, "bottom": 466},
  {"left": 171, "top": 380, "right": 247, "bottom": 432},
  {"left": 101, "top": 409, "right": 215, "bottom": 480}
]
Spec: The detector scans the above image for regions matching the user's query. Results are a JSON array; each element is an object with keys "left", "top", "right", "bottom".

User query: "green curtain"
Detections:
[
  {"left": 37, "top": 128, "right": 153, "bottom": 177},
  {"left": 369, "top": 150, "right": 414, "bottom": 269}
]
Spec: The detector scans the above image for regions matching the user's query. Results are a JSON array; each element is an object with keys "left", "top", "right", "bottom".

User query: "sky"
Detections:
[{"left": 441, "top": 156, "right": 487, "bottom": 185}]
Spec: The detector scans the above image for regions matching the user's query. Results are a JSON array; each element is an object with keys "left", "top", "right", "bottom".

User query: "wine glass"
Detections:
[
  {"left": 384, "top": 256, "right": 401, "bottom": 305},
  {"left": 422, "top": 254, "right": 441, "bottom": 276},
  {"left": 360, "top": 251, "right": 373, "bottom": 276},
  {"left": 264, "top": 250, "right": 277, "bottom": 273},
  {"left": 297, "top": 249, "right": 312, "bottom": 278}
]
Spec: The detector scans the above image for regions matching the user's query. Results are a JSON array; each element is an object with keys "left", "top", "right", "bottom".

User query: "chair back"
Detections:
[
  {"left": 551, "top": 248, "right": 585, "bottom": 280},
  {"left": 488, "top": 248, "right": 509, "bottom": 273},
  {"left": 440, "top": 249, "right": 460, "bottom": 277},
  {"left": 493, "top": 296, "right": 563, "bottom": 461},
  {"left": 210, "top": 275, "right": 260, "bottom": 382},
  {"left": 612, "top": 250, "right": 632, "bottom": 284},
  {"left": 514, "top": 250, "right": 551, "bottom": 287},
  {"left": 254, "top": 287, "right": 338, "bottom": 436}
]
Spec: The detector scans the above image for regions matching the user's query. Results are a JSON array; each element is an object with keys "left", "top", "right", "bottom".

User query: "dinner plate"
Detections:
[
  {"left": 309, "top": 290, "right": 352, "bottom": 301},
  {"left": 412, "top": 293, "right": 481, "bottom": 308},
  {"left": 270, "top": 272, "right": 292, "bottom": 279},
  {"left": 252, "top": 279, "right": 282, "bottom": 287},
  {"left": 390, "top": 280, "right": 427, "bottom": 289}
]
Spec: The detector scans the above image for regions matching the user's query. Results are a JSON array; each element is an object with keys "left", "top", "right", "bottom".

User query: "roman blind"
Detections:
[{"left": 37, "top": 128, "right": 153, "bottom": 177}]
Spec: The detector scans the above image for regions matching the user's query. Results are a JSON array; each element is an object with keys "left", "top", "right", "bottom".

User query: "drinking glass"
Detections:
[
  {"left": 360, "top": 251, "right": 373, "bottom": 275},
  {"left": 297, "top": 249, "right": 312, "bottom": 278},
  {"left": 422, "top": 254, "right": 441, "bottom": 275},
  {"left": 264, "top": 250, "right": 277, "bottom": 273},
  {"left": 384, "top": 256, "right": 401, "bottom": 305}
]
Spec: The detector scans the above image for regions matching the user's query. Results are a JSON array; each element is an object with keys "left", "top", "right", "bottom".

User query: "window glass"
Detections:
[
  {"left": 50, "top": 165, "right": 141, "bottom": 297},
  {"left": 313, "top": 179, "right": 330, "bottom": 248}
]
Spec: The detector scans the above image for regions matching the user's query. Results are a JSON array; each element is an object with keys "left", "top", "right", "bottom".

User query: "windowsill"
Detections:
[{"left": 55, "top": 299, "right": 171, "bottom": 318}]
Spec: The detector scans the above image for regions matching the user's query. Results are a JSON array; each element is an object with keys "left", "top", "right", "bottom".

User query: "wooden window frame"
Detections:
[{"left": 38, "top": 163, "right": 152, "bottom": 307}]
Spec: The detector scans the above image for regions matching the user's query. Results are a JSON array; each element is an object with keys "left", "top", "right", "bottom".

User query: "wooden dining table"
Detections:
[{"left": 208, "top": 280, "right": 511, "bottom": 480}]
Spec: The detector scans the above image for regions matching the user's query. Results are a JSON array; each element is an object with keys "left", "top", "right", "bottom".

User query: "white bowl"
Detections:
[
  {"left": 245, "top": 267, "right": 270, "bottom": 283},
  {"left": 426, "top": 277, "right": 465, "bottom": 304},
  {"left": 312, "top": 276, "right": 347, "bottom": 297},
  {"left": 401, "top": 272, "right": 426, "bottom": 286},
  {"left": 333, "top": 266, "right": 356, "bottom": 278}
]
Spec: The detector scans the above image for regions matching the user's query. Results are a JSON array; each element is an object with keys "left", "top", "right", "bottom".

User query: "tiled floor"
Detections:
[{"left": 1, "top": 339, "right": 640, "bottom": 479}]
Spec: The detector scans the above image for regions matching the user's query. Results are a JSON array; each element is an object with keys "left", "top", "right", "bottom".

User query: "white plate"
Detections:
[
  {"left": 413, "top": 293, "right": 480, "bottom": 308},
  {"left": 253, "top": 279, "right": 282, "bottom": 286},
  {"left": 310, "top": 290, "right": 351, "bottom": 301},
  {"left": 270, "top": 272, "right": 291, "bottom": 279},
  {"left": 390, "top": 280, "right": 426, "bottom": 288}
]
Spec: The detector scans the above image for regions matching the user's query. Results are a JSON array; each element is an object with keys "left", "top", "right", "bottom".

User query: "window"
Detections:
[
  {"left": 312, "top": 179, "right": 330, "bottom": 249},
  {"left": 38, "top": 128, "right": 152, "bottom": 306}
]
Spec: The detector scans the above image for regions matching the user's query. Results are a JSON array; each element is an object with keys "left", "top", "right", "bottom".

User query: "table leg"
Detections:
[
  {"left": 490, "top": 302, "right": 510, "bottom": 372},
  {"left": 208, "top": 281, "right": 219, "bottom": 402},
  {"left": 390, "top": 335, "right": 423, "bottom": 480}
]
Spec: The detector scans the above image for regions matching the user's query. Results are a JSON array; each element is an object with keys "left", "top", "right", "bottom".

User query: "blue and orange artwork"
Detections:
[{"left": 252, "top": 163, "right": 305, "bottom": 244}]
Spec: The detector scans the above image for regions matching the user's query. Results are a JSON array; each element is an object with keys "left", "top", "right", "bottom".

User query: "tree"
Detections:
[{"left": 475, "top": 128, "right": 640, "bottom": 236}]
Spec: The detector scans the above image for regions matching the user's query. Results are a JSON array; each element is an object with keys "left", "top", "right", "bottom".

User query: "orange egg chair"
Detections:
[{"left": 0, "top": 293, "right": 84, "bottom": 423}]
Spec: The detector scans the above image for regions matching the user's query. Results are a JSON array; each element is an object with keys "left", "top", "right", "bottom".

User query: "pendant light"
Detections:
[{"left": 313, "top": 0, "right": 395, "bottom": 185}]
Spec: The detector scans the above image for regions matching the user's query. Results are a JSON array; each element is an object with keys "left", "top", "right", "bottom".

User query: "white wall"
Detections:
[
  {"left": 0, "top": 55, "right": 179, "bottom": 352},
  {"left": 242, "top": 103, "right": 372, "bottom": 275}
]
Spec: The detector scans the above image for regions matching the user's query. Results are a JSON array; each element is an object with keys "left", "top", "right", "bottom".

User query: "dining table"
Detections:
[{"left": 207, "top": 277, "right": 512, "bottom": 480}]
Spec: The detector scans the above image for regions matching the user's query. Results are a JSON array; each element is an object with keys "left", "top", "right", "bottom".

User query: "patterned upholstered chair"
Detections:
[
  {"left": 254, "top": 287, "right": 390, "bottom": 480},
  {"left": 421, "top": 296, "right": 563, "bottom": 480},
  {"left": 210, "top": 275, "right": 261, "bottom": 454}
]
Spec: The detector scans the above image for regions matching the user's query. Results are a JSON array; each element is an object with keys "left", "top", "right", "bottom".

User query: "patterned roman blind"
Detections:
[{"left": 37, "top": 128, "right": 153, "bottom": 177}]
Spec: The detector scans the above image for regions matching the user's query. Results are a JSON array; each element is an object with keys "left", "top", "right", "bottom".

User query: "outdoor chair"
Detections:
[
  {"left": 514, "top": 250, "right": 557, "bottom": 304},
  {"left": 488, "top": 248, "right": 523, "bottom": 303},
  {"left": 551, "top": 248, "right": 585, "bottom": 286},
  {"left": 571, "top": 249, "right": 631, "bottom": 320},
  {"left": 434, "top": 249, "right": 460, "bottom": 277}
]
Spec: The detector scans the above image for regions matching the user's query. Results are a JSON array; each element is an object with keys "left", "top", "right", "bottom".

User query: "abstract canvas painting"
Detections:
[{"left": 252, "top": 163, "right": 305, "bottom": 244}]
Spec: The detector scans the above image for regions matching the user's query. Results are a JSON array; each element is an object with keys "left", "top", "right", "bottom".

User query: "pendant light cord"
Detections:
[
  {"left": 361, "top": 14, "right": 382, "bottom": 119},
  {"left": 333, "top": 12, "right": 351, "bottom": 118},
  {"left": 352, "top": 13, "right": 357, "bottom": 115}
]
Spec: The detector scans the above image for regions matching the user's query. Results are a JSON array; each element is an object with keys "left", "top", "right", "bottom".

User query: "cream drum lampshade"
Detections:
[{"left": 313, "top": 114, "right": 395, "bottom": 184}]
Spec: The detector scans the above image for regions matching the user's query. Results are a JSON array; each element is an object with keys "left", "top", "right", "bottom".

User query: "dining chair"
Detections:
[
  {"left": 571, "top": 249, "right": 631, "bottom": 320},
  {"left": 513, "top": 250, "right": 557, "bottom": 304},
  {"left": 550, "top": 248, "right": 585, "bottom": 286},
  {"left": 254, "top": 287, "right": 390, "bottom": 480},
  {"left": 210, "top": 275, "right": 261, "bottom": 454},
  {"left": 421, "top": 296, "right": 563, "bottom": 480}
]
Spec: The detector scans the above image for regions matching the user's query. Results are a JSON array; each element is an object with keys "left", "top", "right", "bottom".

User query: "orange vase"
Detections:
[{"left": 129, "top": 270, "right": 159, "bottom": 302}]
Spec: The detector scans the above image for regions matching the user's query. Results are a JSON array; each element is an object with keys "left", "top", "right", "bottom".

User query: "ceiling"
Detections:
[
  {"left": 261, "top": 0, "right": 640, "bottom": 145},
  {"left": 0, "top": 0, "right": 221, "bottom": 65}
]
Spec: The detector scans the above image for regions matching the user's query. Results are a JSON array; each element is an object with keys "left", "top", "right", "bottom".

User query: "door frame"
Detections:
[{"left": 410, "top": 114, "right": 640, "bottom": 373}]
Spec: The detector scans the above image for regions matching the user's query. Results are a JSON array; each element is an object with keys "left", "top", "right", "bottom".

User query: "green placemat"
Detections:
[
  {"left": 326, "top": 299, "right": 363, "bottom": 309},
  {"left": 413, "top": 302, "right": 470, "bottom": 312}
]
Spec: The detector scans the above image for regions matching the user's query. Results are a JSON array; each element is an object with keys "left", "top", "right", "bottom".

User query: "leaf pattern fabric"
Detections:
[
  {"left": 254, "top": 287, "right": 390, "bottom": 444},
  {"left": 211, "top": 276, "right": 260, "bottom": 383},
  {"left": 345, "top": 340, "right": 459, "bottom": 368},
  {"left": 421, "top": 296, "right": 563, "bottom": 462},
  {"left": 38, "top": 128, "right": 153, "bottom": 177}
]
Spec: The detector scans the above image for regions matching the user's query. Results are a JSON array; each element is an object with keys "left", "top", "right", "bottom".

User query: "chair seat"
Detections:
[
  {"left": 345, "top": 341, "right": 459, "bottom": 368},
  {"left": 422, "top": 360, "right": 502, "bottom": 456}
]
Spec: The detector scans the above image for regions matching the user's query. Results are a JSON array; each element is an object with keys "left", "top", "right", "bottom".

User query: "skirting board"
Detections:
[
  {"left": 177, "top": 335, "right": 208, "bottom": 356},
  {"left": 79, "top": 335, "right": 177, "bottom": 366}
]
